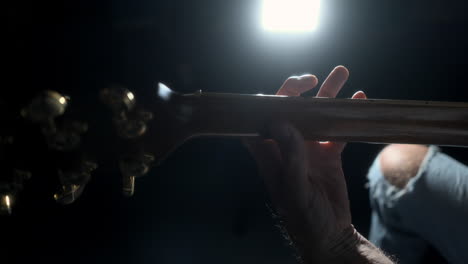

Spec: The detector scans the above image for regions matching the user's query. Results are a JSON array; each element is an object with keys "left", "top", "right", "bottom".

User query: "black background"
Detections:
[{"left": 3, "top": 0, "right": 468, "bottom": 263}]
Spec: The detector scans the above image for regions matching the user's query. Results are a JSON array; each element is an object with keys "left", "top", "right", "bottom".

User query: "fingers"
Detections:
[
  {"left": 314, "top": 66, "right": 350, "bottom": 152},
  {"left": 316, "top": 66, "right": 349, "bottom": 98},
  {"left": 277, "top": 74, "right": 318, "bottom": 96},
  {"left": 331, "top": 90, "right": 368, "bottom": 153},
  {"left": 351, "top": 90, "right": 367, "bottom": 99}
]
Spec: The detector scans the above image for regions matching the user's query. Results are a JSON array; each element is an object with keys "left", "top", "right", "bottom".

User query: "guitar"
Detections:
[{"left": 1, "top": 83, "right": 467, "bottom": 215}]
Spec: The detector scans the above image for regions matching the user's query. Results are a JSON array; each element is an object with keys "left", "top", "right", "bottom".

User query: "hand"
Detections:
[{"left": 245, "top": 66, "right": 367, "bottom": 262}]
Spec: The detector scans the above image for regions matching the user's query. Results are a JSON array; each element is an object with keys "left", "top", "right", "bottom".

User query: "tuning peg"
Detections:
[
  {"left": 100, "top": 87, "right": 136, "bottom": 113},
  {"left": 54, "top": 160, "right": 97, "bottom": 205},
  {"left": 53, "top": 184, "right": 81, "bottom": 205},
  {"left": 22, "top": 90, "right": 68, "bottom": 125},
  {"left": 115, "top": 110, "right": 153, "bottom": 138},
  {"left": 101, "top": 87, "right": 153, "bottom": 139},
  {"left": 122, "top": 174, "right": 135, "bottom": 197},
  {"left": 0, "top": 193, "right": 13, "bottom": 215},
  {"left": 45, "top": 120, "right": 88, "bottom": 151},
  {"left": 0, "top": 169, "right": 32, "bottom": 215},
  {"left": 0, "top": 177, "right": 15, "bottom": 216},
  {"left": 22, "top": 91, "right": 89, "bottom": 151},
  {"left": 119, "top": 153, "right": 154, "bottom": 197},
  {"left": 137, "top": 110, "right": 153, "bottom": 121}
]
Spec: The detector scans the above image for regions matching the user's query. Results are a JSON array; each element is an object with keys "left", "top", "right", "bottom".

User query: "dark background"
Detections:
[{"left": 3, "top": 0, "right": 468, "bottom": 263}]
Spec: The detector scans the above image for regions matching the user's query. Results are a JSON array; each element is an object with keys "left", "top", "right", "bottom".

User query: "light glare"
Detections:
[
  {"left": 127, "top": 92, "right": 135, "bottom": 101},
  {"left": 5, "top": 195, "right": 10, "bottom": 207},
  {"left": 158, "top": 83, "right": 172, "bottom": 101},
  {"left": 262, "top": 0, "right": 320, "bottom": 32}
]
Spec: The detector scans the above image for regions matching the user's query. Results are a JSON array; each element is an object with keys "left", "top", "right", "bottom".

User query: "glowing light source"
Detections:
[{"left": 262, "top": 0, "right": 320, "bottom": 32}]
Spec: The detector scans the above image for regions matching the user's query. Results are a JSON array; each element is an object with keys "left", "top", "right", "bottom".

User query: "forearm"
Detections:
[{"left": 291, "top": 225, "right": 394, "bottom": 264}]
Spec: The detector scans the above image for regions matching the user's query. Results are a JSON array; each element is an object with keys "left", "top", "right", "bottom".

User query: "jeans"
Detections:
[{"left": 367, "top": 145, "right": 468, "bottom": 264}]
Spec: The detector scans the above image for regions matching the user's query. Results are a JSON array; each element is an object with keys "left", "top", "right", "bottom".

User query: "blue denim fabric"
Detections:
[{"left": 367, "top": 146, "right": 468, "bottom": 264}]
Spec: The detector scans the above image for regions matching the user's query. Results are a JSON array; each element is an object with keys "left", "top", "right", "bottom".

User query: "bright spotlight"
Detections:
[{"left": 262, "top": 0, "right": 320, "bottom": 32}]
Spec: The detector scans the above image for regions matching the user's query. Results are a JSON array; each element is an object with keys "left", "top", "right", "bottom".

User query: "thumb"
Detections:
[
  {"left": 242, "top": 137, "right": 283, "bottom": 200},
  {"left": 267, "top": 122, "right": 309, "bottom": 209}
]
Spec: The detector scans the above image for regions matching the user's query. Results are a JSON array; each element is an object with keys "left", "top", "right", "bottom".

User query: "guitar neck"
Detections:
[{"left": 173, "top": 92, "right": 468, "bottom": 146}]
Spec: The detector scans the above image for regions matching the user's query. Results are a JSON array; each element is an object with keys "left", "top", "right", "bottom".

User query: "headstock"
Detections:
[{"left": 0, "top": 83, "right": 185, "bottom": 215}]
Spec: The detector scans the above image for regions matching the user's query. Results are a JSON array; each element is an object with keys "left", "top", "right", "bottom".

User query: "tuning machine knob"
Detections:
[
  {"left": 114, "top": 110, "right": 153, "bottom": 139},
  {"left": 101, "top": 87, "right": 153, "bottom": 139},
  {"left": 0, "top": 193, "right": 13, "bottom": 215},
  {"left": 22, "top": 90, "right": 68, "bottom": 122},
  {"left": 0, "top": 169, "right": 31, "bottom": 215},
  {"left": 22, "top": 91, "right": 87, "bottom": 151},
  {"left": 1, "top": 133, "right": 31, "bottom": 215},
  {"left": 46, "top": 120, "right": 88, "bottom": 151},
  {"left": 100, "top": 86, "right": 136, "bottom": 113},
  {"left": 22, "top": 90, "right": 68, "bottom": 132},
  {"left": 54, "top": 160, "right": 97, "bottom": 204},
  {"left": 119, "top": 153, "right": 154, "bottom": 197}
]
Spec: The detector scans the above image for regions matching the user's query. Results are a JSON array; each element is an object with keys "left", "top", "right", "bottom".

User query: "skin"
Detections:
[
  {"left": 246, "top": 66, "right": 393, "bottom": 263},
  {"left": 379, "top": 144, "right": 429, "bottom": 188}
]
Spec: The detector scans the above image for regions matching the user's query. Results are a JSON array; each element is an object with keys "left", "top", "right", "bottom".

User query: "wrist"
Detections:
[
  {"left": 293, "top": 225, "right": 364, "bottom": 264},
  {"left": 324, "top": 225, "right": 362, "bottom": 259},
  {"left": 310, "top": 226, "right": 393, "bottom": 264}
]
